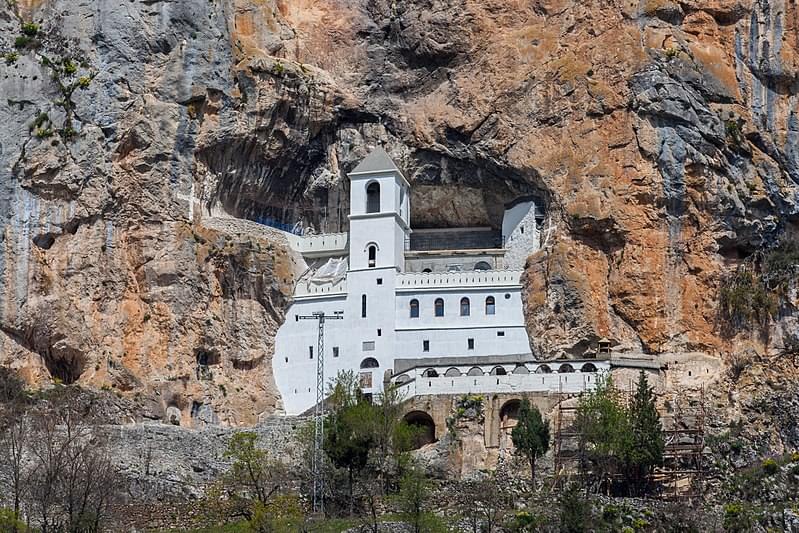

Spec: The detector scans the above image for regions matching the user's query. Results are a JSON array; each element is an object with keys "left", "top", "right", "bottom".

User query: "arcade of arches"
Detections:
[{"left": 399, "top": 393, "right": 559, "bottom": 456}]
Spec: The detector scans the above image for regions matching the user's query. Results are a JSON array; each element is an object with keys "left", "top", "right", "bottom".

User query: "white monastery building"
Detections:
[{"left": 274, "top": 149, "right": 605, "bottom": 415}]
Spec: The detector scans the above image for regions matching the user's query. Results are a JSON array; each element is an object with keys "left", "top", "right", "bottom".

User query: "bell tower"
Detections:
[{"left": 348, "top": 148, "right": 411, "bottom": 271}]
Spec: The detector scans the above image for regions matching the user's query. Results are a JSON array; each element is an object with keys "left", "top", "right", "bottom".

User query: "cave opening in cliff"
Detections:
[
  {"left": 199, "top": 130, "right": 348, "bottom": 234},
  {"left": 202, "top": 137, "right": 550, "bottom": 239},
  {"left": 195, "top": 349, "right": 220, "bottom": 381},
  {"left": 406, "top": 150, "right": 549, "bottom": 238},
  {"left": 43, "top": 351, "right": 86, "bottom": 385}
]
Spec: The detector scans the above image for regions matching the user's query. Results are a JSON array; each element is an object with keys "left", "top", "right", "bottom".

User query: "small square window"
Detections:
[
  {"left": 309, "top": 346, "right": 313, "bottom": 359},
  {"left": 377, "top": 278, "right": 383, "bottom": 285},
  {"left": 468, "top": 338, "right": 475, "bottom": 350},
  {"left": 333, "top": 347, "right": 339, "bottom": 358},
  {"left": 363, "top": 341, "right": 375, "bottom": 351},
  {"left": 497, "top": 331, "right": 505, "bottom": 337},
  {"left": 423, "top": 340, "right": 430, "bottom": 352},
  {"left": 377, "top": 328, "right": 382, "bottom": 336}
]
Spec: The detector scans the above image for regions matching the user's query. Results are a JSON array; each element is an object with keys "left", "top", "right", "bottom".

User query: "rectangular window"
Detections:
[
  {"left": 360, "top": 372, "right": 373, "bottom": 388},
  {"left": 363, "top": 341, "right": 375, "bottom": 351},
  {"left": 497, "top": 331, "right": 505, "bottom": 337},
  {"left": 333, "top": 347, "right": 339, "bottom": 358},
  {"left": 423, "top": 340, "right": 430, "bottom": 352},
  {"left": 377, "top": 278, "right": 383, "bottom": 285},
  {"left": 362, "top": 294, "right": 367, "bottom": 318},
  {"left": 309, "top": 346, "right": 313, "bottom": 359},
  {"left": 284, "top": 357, "right": 289, "bottom": 363},
  {"left": 468, "top": 338, "right": 475, "bottom": 350},
  {"left": 377, "top": 328, "right": 382, "bottom": 336}
]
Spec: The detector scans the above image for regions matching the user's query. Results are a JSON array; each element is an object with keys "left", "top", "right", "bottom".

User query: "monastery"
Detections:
[{"left": 274, "top": 149, "right": 607, "bottom": 415}]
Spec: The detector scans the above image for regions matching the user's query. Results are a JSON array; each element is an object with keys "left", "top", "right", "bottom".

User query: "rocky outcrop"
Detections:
[{"left": 1, "top": 0, "right": 798, "bottom": 422}]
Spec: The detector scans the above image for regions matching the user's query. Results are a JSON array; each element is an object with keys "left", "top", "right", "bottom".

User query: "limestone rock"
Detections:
[{"left": 1, "top": 0, "right": 799, "bottom": 423}]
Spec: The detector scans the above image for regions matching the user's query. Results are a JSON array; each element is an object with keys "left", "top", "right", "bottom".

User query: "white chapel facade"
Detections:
[{"left": 273, "top": 148, "right": 603, "bottom": 415}]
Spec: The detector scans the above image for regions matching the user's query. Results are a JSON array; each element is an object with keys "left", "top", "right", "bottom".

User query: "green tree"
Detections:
[
  {"left": 558, "top": 484, "right": 592, "bottom": 533},
  {"left": 220, "top": 432, "right": 291, "bottom": 524},
  {"left": 575, "top": 373, "right": 630, "bottom": 494},
  {"left": 511, "top": 399, "right": 550, "bottom": 487},
  {"left": 626, "top": 371, "right": 664, "bottom": 494},
  {"left": 395, "top": 466, "right": 429, "bottom": 533},
  {"left": 324, "top": 384, "right": 376, "bottom": 516}
]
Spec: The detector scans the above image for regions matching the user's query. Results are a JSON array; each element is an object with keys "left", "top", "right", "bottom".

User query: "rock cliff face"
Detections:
[{"left": 1, "top": 0, "right": 797, "bottom": 422}]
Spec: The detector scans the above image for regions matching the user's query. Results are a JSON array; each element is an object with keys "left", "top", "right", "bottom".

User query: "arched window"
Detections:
[
  {"left": 581, "top": 363, "right": 598, "bottom": 373},
  {"left": 512, "top": 364, "right": 530, "bottom": 374},
  {"left": 467, "top": 367, "right": 484, "bottom": 376},
  {"left": 409, "top": 299, "right": 419, "bottom": 318},
  {"left": 485, "top": 296, "right": 496, "bottom": 315},
  {"left": 474, "top": 261, "right": 491, "bottom": 271},
  {"left": 434, "top": 298, "right": 444, "bottom": 317},
  {"left": 444, "top": 367, "right": 461, "bottom": 377},
  {"left": 422, "top": 268, "right": 432, "bottom": 273},
  {"left": 490, "top": 366, "right": 507, "bottom": 376},
  {"left": 535, "top": 364, "right": 552, "bottom": 374},
  {"left": 422, "top": 368, "right": 439, "bottom": 378},
  {"left": 360, "top": 357, "right": 379, "bottom": 369},
  {"left": 361, "top": 294, "right": 367, "bottom": 318},
  {"left": 559, "top": 363, "right": 575, "bottom": 373},
  {"left": 368, "top": 245, "right": 376, "bottom": 267},
  {"left": 366, "top": 182, "right": 380, "bottom": 213},
  {"left": 460, "top": 297, "right": 470, "bottom": 316}
]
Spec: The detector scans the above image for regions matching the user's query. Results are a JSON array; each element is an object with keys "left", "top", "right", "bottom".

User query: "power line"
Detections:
[{"left": 295, "top": 310, "right": 343, "bottom": 515}]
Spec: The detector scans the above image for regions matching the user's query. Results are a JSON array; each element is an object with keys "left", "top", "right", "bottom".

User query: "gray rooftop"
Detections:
[{"left": 350, "top": 147, "right": 400, "bottom": 175}]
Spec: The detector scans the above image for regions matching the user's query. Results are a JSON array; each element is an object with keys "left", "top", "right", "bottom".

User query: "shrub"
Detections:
[
  {"left": 4, "top": 51, "right": 18, "bottom": 64},
  {"left": 602, "top": 504, "right": 620, "bottom": 522},
  {"left": 0, "top": 508, "right": 30, "bottom": 532},
  {"left": 78, "top": 76, "right": 92, "bottom": 89},
  {"left": 21, "top": 22, "right": 39, "bottom": 36},
  {"left": 725, "top": 119, "right": 745, "bottom": 146},
  {"left": 508, "top": 510, "right": 546, "bottom": 532},
  {"left": 723, "top": 502, "right": 753, "bottom": 533},
  {"left": 791, "top": 452, "right": 799, "bottom": 463},
  {"left": 762, "top": 239, "right": 799, "bottom": 290},
  {"left": 559, "top": 485, "right": 592, "bottom": 533},
  {"left": 62, "top": 58, "right": 77, "bottom": 74},
  {"left": 14, "top": 35, "right": 30, "bottom": 48},
  {"left": 718, "top": 268, "right": 776, "bottom": 330},
  {"left": 762, "top": 458, "right": 779, "bottom": 476},
  {"left": 664, "top": 47, "right": 679, "bottom": 58}
]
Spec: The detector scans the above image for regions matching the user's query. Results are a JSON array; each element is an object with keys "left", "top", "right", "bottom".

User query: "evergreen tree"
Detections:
[
  {"left": 575, "top": 373, "right": 630, "bottom": 494},
  {"left": 511, "top": 399, "right": 550, "bottom": 487},
  {"left": 324, "top": 399, "right": 375, "bottom": 516},
  {"left": 626, "top": 371, "right": 664, "bottom": 494}
]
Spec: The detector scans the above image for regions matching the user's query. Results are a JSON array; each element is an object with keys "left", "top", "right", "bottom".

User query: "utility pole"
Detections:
[{"left": 295, "top": 310, "right": 343, "bottom": 516}]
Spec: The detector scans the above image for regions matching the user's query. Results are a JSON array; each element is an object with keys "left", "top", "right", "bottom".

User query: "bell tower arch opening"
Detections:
[{"left": 366, "top": 181, "right": 381, "bottom": 213}]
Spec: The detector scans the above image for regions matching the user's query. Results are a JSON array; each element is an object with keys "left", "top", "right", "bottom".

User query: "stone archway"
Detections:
[
  {"left": 499, "top": 399, "right": 521, "bottom": 428},
  {"left": 403, "top": 410, "right": 437, "bottom": 449},
  {"left": 498, "top": 399, "right": 522, "bottom": 452}
]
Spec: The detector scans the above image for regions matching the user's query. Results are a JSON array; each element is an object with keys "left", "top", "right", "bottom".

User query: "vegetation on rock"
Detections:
[{"left": 718, "top": 237, "right": 799, "bottom": 334}]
